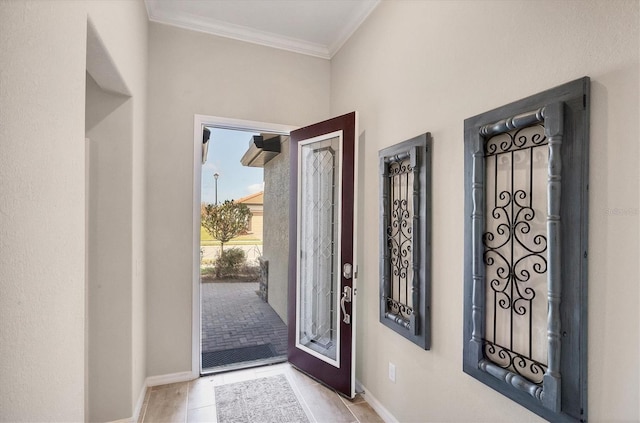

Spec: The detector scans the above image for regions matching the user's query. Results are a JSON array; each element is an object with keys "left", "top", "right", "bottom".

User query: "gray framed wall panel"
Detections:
[
  {"left": 463, "top": 78, "right": 589, "bottom": 422},
  {"left": 379, "top": 133, "right": 432, "bottom": 350}
]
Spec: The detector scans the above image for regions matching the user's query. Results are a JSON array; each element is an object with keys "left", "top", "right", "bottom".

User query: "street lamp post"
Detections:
[{"left": 214, "top": 173, "right": 219, "bottom": 205}]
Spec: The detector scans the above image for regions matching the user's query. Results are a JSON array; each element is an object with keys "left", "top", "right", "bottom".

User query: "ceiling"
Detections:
[{"left": 144, "top": 0, "right": 380, "bottom": 59}]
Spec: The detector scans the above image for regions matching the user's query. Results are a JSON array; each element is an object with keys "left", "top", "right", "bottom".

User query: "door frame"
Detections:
[{"left": 191, "top": 114, "right": 297, "bottom": 377}]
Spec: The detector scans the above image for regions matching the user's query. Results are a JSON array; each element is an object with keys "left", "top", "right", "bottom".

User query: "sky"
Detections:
[{"left": 201, "top": 127, "right": 263, "bottom": 204}]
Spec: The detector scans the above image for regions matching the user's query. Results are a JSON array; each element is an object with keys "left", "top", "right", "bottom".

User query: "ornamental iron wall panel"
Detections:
[
  {"left": 463, "top": 78, "right": 589, "bottom": 422},
  {"left": 379, "top": 133, "right": 431, "bottom": 350},
  {"left": 483, "top": 124, "right": 550, "bottom": 385}
]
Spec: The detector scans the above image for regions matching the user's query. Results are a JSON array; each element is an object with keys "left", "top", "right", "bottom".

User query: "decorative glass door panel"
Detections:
[{"left": 297, "top": 134, "right": 342, "bottom": 366}]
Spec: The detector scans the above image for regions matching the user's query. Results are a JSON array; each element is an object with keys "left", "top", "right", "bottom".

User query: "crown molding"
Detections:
[
  {"left": 147, "top": 4, "right": 330, "bottom": 59},
  {"left": 145, "top": 0, "right": 380, "bottom": 60}
]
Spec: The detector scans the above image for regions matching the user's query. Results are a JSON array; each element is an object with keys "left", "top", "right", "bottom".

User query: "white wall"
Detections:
[
  {"left": 0, "top": 1, "right": 147, "bottom": 420},
  {"left": 86, "top": 73, "right": 134, "bottom": 421},
  {"left": 85, "top": 2, "right": 149, "bottom": 419},
  {"left": 146, "top": 23, "right": 330, "bottom": 377},
  {"left": 0, "top": 2, "right": 87, "bottom": 420},
  {"left": 330, "top": 1, "right": 639, "bottom": 422}
]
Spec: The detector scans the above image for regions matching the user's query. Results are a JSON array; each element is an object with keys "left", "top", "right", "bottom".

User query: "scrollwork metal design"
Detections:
[
  {"left": 483, "top": 189, "right": 548, "bottom": 313},
  {"left": 385, "top": 157, "right": 414, "bottom": 322},
  {"left": 483, "top": 340, "right": 547, "bottom": 385},
  {"left": 482, "top": 124, "right": 549, "bottom": 384},
  {"left": 388, "top": 159, "right": 413, "bottom": 176},
  {"left": 485, "top": 124, "right": 547, "bottom": 156},
  {"left": 385, "top": 297, "right": 413, "bottom": 317}
]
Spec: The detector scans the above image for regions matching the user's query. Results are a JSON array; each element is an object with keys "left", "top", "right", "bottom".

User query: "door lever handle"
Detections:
[{"left": 341, "top": 286, "right": 352, "bottom": 324}]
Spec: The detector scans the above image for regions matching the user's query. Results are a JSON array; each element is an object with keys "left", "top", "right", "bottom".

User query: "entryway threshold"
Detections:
[{"left": 201, "top": 355, "right": 287, "bottom": 375}]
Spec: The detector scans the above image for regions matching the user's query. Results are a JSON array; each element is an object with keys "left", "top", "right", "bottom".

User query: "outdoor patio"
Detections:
[{"left": 201, "top": 281, "right": 288, "bottom": 370}]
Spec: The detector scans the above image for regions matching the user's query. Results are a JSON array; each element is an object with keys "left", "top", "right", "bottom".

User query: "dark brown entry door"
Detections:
[{"left": 287, "top": 112, "right": 357, "bottom": 398}]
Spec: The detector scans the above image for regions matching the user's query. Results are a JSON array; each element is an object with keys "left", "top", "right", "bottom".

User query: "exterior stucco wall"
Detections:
[{"left": 263, "top": 137, "right": 291, "bottom": 323}]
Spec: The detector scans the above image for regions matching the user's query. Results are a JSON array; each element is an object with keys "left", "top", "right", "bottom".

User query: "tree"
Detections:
[{"left": 201, "top": 200, "right": 252, "bottom": 255}]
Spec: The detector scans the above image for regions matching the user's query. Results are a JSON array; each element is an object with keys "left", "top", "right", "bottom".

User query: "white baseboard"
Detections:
[
  {"left": 131, "top": 381, "right": 148, "bottom": 423},
  {"left": 108, "top": 371, "right": 197, "bottom": 423},
  {"left": 145, "top": 371, "right": 196, "bottom": 387},
  {"left": 355, "top": 379, "right": 399, "bottom": 423}
]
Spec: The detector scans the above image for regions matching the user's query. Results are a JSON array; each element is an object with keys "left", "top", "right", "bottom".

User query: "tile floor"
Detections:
[{"left": 138, "top": 362, "right": 384, "bottom": 423}]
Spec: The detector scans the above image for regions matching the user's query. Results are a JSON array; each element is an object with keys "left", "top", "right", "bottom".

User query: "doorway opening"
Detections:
[{"left": 192, "top": 116, "right": 296, "bottom": 375}]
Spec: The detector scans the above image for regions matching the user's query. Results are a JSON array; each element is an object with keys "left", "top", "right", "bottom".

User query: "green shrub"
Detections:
[
  {"left": 215, "top": 248, "right": 246, "bottom": 278},
  {"left": 200, "top": 266, "right": 216, "bottom": 276}
]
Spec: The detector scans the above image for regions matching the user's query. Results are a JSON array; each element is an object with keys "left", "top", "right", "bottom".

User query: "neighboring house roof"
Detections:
[{"left": 236, "top": 191, "right": 263, "bottom": 205}]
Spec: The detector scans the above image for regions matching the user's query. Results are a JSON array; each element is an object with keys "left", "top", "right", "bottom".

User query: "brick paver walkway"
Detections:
[{"left": 201, "top": 282, "right": 288, "bottom": 356}]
